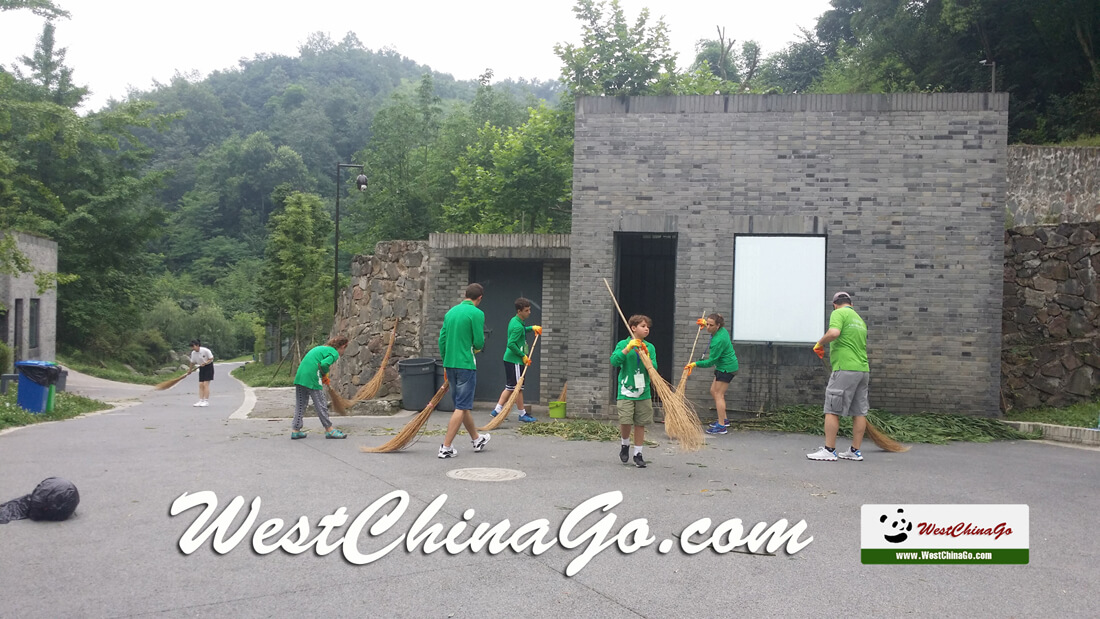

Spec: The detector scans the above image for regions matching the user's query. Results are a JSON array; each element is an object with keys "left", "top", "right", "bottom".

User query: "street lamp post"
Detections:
[
  {"left": 334, "top": 163, "right": 368, "bottom": 315},
  {"left": 979, "top": 59, "right": 996, "bottom": 93}
]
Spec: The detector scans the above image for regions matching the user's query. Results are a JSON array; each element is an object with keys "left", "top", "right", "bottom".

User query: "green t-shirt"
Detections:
[
  {"left": 693, "top": 327, "right": 739, "bottom": 372},
  {"left": 294, "top": 345, "right": 340, "bottom": 390},
  {"left": 828, "top": 306, "right": 869, "bottom": 372},
  {"left": 503, "top": 314, "right": 534, "bottom": 364},
  {"left": 610, "top": 338, "right": 657, "bottom": 401},
  {"left": 438, "top": 299, "right": 485, "bottom": 370}
]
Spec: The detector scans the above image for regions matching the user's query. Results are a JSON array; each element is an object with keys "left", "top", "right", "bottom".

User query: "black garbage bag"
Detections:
[
  {"left": 16, "top": 363, "right": 63, "bottom": 387},
  {"left": 0, "top": 477, "right": 79, "bottom": 524}
]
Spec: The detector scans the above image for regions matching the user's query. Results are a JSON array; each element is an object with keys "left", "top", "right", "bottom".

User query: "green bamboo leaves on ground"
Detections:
[
  {"left": 518, "top": 420, "right": 657, "bottom": 446},
  {"left": 739, "top": 405, "right": 1040, "bottom": 444}
]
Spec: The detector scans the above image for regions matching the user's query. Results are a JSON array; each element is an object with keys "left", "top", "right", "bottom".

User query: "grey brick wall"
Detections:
[
  {"left": 569, "top": 94, "right": 1008, "bottom": 417},
  {"left": 0, "top": 232, "right": 58, "bottom": 364},
  {"left": 541, "top": 261, "right": 570, "bottom": 402}
]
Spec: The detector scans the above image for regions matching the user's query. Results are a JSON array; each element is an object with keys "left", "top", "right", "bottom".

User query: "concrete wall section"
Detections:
[{"left": 569, "top": 94, "right": 1008, "bottom": 417}]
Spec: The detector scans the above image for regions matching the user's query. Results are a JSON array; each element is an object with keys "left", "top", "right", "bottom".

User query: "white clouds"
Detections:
[{"left": 0, "top": 0, "right": 829, "bottom": 111}]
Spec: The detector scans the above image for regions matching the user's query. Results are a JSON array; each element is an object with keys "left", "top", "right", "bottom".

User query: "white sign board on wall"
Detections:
[{"left": 732, "top": 235, "right": 826, "bottom": 343}]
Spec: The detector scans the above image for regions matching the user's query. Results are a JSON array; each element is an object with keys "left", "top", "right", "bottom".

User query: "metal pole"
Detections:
[
  {"left": 991, "top": 60, "right": 996, "bottom": 94},
  {"left": 334, "top": 163, "right": 340, "bottom": 316}
]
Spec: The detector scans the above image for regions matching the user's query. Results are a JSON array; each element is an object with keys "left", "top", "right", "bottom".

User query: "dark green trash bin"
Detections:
[{"left": 398, "top": 358, "right": 436, "bottom": 411}]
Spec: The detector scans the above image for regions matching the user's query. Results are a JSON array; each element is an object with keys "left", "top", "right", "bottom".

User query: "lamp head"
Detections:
[{"left": 355, "top": 174, "right": 368, "bottom": 191}]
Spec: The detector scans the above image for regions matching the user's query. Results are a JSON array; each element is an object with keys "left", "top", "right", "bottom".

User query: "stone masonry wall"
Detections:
[
  {"left": 1007, "top": 147, "right": 1100, "bottom": 225},
  {"left": 330, "top": 241, "right": 430, "bottom": 400},
  {"left": 1002, "top": 223, "right": 1100, "bottom": 409},
  {"left": 570, "top": 94, "right": 1008, "bottom": 417}
]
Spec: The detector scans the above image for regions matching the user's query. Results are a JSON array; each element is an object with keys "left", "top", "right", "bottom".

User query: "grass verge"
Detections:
[
  {"left": 231, "top": 361, "right": 296, "bottom": 388},
  {"left": 1003, "top": 400, "right": 1100, "bottom": 428},
  {"left": 739, "top": 405, "right": 1040, "bottom": 444},
  {"left": 56, "top": 354, "right": 165, "bottom": 386},
  {"left": 0, "top": 389, "right": 112, "bottom": 431}
]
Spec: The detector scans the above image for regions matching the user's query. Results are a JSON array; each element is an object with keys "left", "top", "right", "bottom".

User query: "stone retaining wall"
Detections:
[
  {"left": 1007, "top": 147, "right": 1100, "bottom": 225},
  {"left": 1002, "top": 223, "right": 1100, "bottom": 409}
]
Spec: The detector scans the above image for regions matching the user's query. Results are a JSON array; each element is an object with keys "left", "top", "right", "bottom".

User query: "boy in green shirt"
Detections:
[
  {"left": 610, "top": 314, "right": 657, "bottom": 468},
  {"left": 808, "top": 291, "right": 870, "bottom": 462},
  {"left": 491, "top": 297, "right": 542, "bottom": 422}
]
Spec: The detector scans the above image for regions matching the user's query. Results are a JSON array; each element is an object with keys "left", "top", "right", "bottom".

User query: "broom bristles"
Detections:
[
  {"left": 638, "top": 351, "right": 706, "bottom": 451},
  {"left": 558, "top": 382, "right": 567, "bottom": 402},
  {"left": 479, "top": 378, "right": 523, "bottom": 431},
  {"left": 327, "top": 384, "right": 354, "bottom": 415},
  {"left": 361, "top": 381, "right": 449, "bottom": 453},
  {"left": 353, "top": 325, "right": 397, "bottom": 401},
  {"left": 865, "top": 421, "right": 909, "bottom": 452},
  {"left": 154, "top": 372, "right": 190, "bottom": 391}
]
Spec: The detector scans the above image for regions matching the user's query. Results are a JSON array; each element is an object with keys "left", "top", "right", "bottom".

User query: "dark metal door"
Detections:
[
  {"left": 614, "top": 233, "right": 677, "bottom": 387},
  {"left": 469, "top": 261, "right": 543, "bottom": 403}
]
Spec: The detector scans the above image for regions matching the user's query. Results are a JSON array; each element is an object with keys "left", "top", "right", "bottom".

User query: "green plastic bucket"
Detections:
[{"left": 548, "top": 401, "right": 566, "bottom": 419}]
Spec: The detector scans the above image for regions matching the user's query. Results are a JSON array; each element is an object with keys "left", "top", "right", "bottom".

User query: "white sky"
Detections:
[{"left": 0, "top": 0, "right": 831, "bottom": 111}]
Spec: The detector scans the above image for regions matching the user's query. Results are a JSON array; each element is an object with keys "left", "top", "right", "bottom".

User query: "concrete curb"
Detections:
[{"left": 1002, "top": 420, "right": 1100, "bottom": 447}]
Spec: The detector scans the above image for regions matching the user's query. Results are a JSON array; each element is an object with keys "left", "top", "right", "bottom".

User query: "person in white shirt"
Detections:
[{"left": 188, "top": 340, "right": 214, "bottom": 407}]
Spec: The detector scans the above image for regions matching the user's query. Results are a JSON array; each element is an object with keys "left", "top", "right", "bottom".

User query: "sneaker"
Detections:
[
  {"left": 290, "top": 431, "right": 307, "bottom": 440},
  {"left": 619, "top": 444, "right": 630, "bottom": 463},
  {"left": 838, "top": 447, "right": 863, "bottom": 461},
  {"left": 518, "top": 414, "right": 537, "bottom": 423},
  {"left": 806, "top": 446, "right": 838, "bottom": 461},
  {"left": 490, "top": 409, "right": 500, "bottom": 417},
  {"left": 438, "top": 444, "right": 457, "bottom": 458},
  {"left": 193, "top": 401, "right": 204, "bottom": 407},
  {"left": 199, "top": 400, "right": 209, "bottom": 407},
  {"left": 708, "top": 420, "right": 726, "bottom": 428},
  {"left": 472, "top": 433, "right": 490, "bottom": 452},
  {"left": 706, "top": 423, "right": 729, "bottom": 435},
  {"left": 325, "top": 429, "right": 347, "bottom": 439},
  {"left": 633, "top": 453, "right": 647, "bottom": 468}
]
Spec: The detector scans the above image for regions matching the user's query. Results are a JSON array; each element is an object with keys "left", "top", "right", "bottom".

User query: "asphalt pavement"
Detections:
[{"left": 1, "top": 363, "right": 1097, "bottom": 618}]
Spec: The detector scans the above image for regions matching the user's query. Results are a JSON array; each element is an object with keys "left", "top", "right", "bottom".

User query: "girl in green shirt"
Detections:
[{"left": 684, "top": 313, "right": 739, "bottom": 434}]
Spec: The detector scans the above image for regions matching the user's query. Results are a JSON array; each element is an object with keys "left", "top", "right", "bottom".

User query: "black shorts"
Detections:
[
  {"left": 715, "top": 370, "right": 736, "bottom": 383},
  {"left": 503, "top": 361, "right": 523, "bottom": 391},
  {"left": 198, "top": 364, "right": 214, "bottom": 382}
]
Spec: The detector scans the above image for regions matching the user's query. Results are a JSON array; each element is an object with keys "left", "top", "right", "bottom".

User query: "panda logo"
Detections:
[{"left": 879, "top": 508, "right": 913, "bottom": 543}]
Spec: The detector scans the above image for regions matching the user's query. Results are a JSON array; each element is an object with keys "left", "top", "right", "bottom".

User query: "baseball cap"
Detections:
[{"left": 831, "top": 291, "right": 852, "bottom": 303}]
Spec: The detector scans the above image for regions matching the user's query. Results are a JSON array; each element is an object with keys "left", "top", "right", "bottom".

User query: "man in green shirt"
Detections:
[
  {"left": 437, "top": 283, "right": 490, "bottom": 458},
  {"left": 807, "top": 291, "right": 870, "bottom": 462}
]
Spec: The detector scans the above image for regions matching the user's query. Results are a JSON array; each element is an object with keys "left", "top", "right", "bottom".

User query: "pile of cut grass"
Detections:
[
  {"left": 518, "top": 419, "right": 658, "bottom": 446},
  {"left": 739, "top": 405, "right": 1039, "bottom": 444}
]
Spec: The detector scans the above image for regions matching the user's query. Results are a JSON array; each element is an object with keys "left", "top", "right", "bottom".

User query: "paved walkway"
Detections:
[{"left": 1, "top": 363, "right": 1097, "bottom": 617}]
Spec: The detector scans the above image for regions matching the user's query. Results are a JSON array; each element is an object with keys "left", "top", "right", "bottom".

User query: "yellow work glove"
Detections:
[
  {"left": 813, "top": 343, "right": 825, "bottom": 359},
  {"left": 623, "top": 338, "right": 643, "bottom": 353},
  {"left": 322, "top": 373, "right": 331, "bottom": 385},
  {"left": 523, "top": 355, "right": 531, "bottom": 366},
  {"left": 532, "top": 325, "right": 542, "bottom": 335}
]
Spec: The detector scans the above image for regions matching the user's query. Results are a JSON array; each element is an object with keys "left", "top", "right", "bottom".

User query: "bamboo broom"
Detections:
[
  {"left": 558, "top": 382, "right": 567, "bottom": 402},
  {"left": 154, "top": 365, "right": 194, "bottom": 391},
  {"left": 817, "top": 354, "right": 908, "bottom": 452},
  {"left": 361, "top": 378, "right": 450, "bottom": 453},
  {"left": 353, "top": 323, "right": 398, "bottom": 401},
  {"left": 675, "top": 310, "right": 707, "bottom": 395},
  {"left": 327, "top": 383, "right": 354, "bottom": 415},
  {"left": 602, "top": 278, "right": 705, "bottom": 451},
  {"left": 478, "top": 335, "right": 540, "bottom": 431}
]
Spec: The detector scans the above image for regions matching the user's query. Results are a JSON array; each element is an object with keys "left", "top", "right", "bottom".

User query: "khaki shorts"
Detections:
[
  {"left": 824, "top": 370, "right": 870, "bottom": 417},
  {"left": 617, "top": 398, "right": 654, "bottom": 426}
]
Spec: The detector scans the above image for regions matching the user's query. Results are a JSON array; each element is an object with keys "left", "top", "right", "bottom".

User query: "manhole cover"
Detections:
[{"left": 446, "top": 467, "right": 527, "bottom": 482}]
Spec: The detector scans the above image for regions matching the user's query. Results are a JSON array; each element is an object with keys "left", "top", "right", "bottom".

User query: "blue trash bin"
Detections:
[{"left": 15, "top": 361, "right": 60, "bottom": 414}]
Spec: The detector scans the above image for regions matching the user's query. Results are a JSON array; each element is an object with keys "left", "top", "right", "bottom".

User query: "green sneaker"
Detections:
[
  {"left": 325, "top": 429, "right": 347, "bottom": 439},
  {"left": 291, "top": 431, "right": 307, "bottom": 440}
]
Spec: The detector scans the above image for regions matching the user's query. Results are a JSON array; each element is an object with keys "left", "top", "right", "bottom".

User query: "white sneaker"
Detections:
[
  {"left": 806, "top": 446, "right": 838, "bottom": 461},
  {"left": 472, "top": 433, "right": 491, "bottom": 452},
  {"left": 438, "top": 444, "right": 457, "bottom": 459},
  {"left": 193, "top": 401, "right": 204, "bottom": 407},
  {"left": 838, "top": 447, "right": 863, "bottom": 461}
]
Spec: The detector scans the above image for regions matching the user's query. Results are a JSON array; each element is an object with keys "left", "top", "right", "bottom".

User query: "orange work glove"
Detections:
[
  {"left": 696, "top": 318, "right": 707, "bottom": 328},
  {"left": 623, "top": 339, "right": 641, "bottom": 353},
  {"left": 532, "top": 325, "right": 542, "bottom": 335},
  {"left": 522, "top": 355, "right": 531, "bottom": 366},
  {"left": 813, "top": 343, "right": 825, "bottom": 359},
  {"left": 322, "top": 373, "right": 331, "bottom": 385},
  {"left": 684, "top": 362, "right": 695, "bottom": 376}
]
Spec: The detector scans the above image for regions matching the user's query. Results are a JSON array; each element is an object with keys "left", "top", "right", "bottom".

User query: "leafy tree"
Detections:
[
  {"left": 260, "top": 191, "right": 332, "bottom": 366},
  {"left": 0, "top": 0, "right": 69, "bottom": 19}
]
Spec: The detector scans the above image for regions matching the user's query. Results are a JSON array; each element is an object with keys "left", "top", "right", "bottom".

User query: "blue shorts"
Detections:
[{"left": 446, "top": 368, "right": 477, "bottom": 411}]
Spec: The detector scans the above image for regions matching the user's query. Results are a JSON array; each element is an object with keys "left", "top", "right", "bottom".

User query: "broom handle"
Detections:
[
  {"left": 686, "top": 309, "right": 706, "bottom": 363},
  {"left": 519, "top": 334, "right": 540, "bottom": 381},
  {"left": 602, "top": 278, "right": 633, "bottom": 334}
]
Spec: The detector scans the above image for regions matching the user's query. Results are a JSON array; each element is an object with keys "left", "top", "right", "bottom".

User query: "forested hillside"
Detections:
[{"left": 2, "top": 0, "right": 1097, "bottom": 372}]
